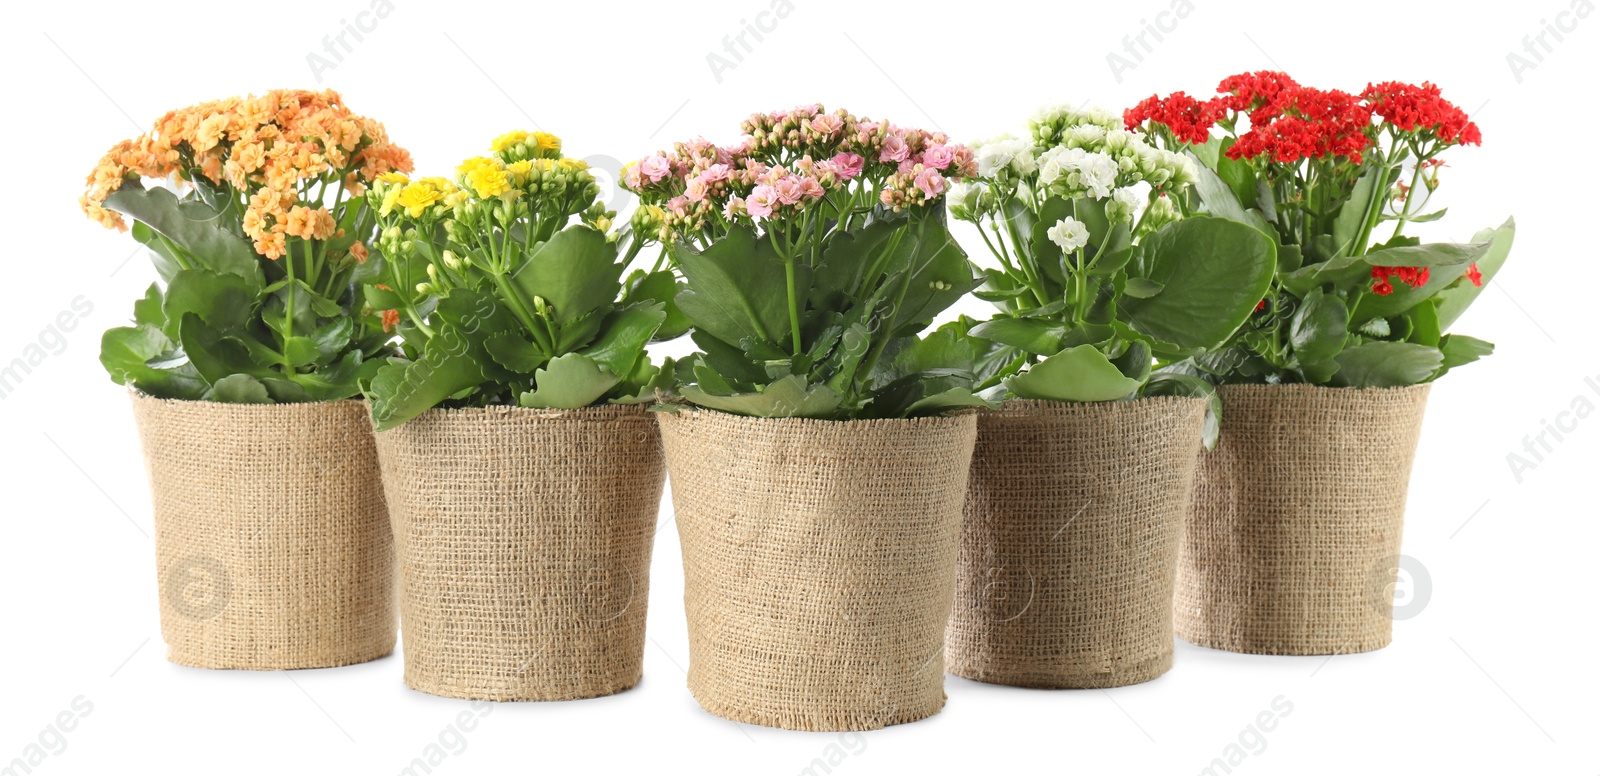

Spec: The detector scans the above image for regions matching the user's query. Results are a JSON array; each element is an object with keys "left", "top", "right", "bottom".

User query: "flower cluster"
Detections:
[
  {"left": 81, "top": 89, "right": 412, "bottom": 260},
  {"left": 1125, "top": 71, "right": 1482, "bottom": 167},
  {"left": 956, "top": 104, "right": 1195, "bottom": 228},
  {"left": 623, "top": 104, "right": 973, "bottom": 245}
]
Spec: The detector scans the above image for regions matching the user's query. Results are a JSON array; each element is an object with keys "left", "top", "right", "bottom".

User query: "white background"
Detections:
[{"left": 2, "top": 0, "right": 1596, "bottom": 773}]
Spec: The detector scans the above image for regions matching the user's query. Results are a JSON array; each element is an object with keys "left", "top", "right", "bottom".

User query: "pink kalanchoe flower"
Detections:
[
  {"left": 922, "top": 143, "right": 954, "bottom": 170},
  {"left": 724, "top": 197, "right": 747, "bottom": 219},
  {"left": 879, "top": 134, "right": 910, "bottom": 163},
  {"left": 640, "top": 154, "right": 672, "bottom": 183},
  {"left": 897, "top": 158, "right": 918, "bottom": 175},
  {"left": 701, "top": 163, "right": 732, "bottom": 183},
  {"left": 623, "top": 164, "right": 643, "bottom": 190},
  {"left": 685, "top": 176, "right": 710, "bottom": 203},
  {"left": 774, "top": 175, "right": 807, "bottom": 205},
  {"left": 830, "top": 152, "right": 865, "bottom": 180},
  {"left": 666, "top": 195, "right": 690, "bottom": 217},
  {"left": 950, "top": 145, "right": 977, "bottom": 176},
  {"left": 809, "top": 114, "right": 843, "bottom": 136},
  {"left": 747, "top": 185, "right": 779, "bottom": 218},
  {"left": 799, "top": 177, "right": 826, "bottom": 200},
  {"left": 914, "top": 167, "right": 946, "bottom": 199}
]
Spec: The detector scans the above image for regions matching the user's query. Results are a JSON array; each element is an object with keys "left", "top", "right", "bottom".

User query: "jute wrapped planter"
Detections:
[
  {"left": 131, "top": 395, "right": 396, "bottom": 670},
  {"left": 374, "top": 404, "right": 664, "bottom": 701},
  {"left": 1175, "top": 384, "right": 1431, "bottom": 655},
  {"left": 657, "top": 410, "right": 978, "bottom": 731},
  {"left": 946, "top": 398, "right": 1207, "bottom": 688}
]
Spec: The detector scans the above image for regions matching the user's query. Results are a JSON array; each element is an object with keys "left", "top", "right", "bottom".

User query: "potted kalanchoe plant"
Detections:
[
  {"left": 1126, "top": 72, "right": 1514, "bottom": 655},
  {"left": 624, "top": 105, "right": 991, "bottom": 731},
  {"left": 359, "top": 131, "right": 667, "bottom": 701},
  {"left": 942, "top": 104, "right": 1277, "bottom": 689},
  {"left": 80, "top": 89, "right": 409, "bottom": 670}
]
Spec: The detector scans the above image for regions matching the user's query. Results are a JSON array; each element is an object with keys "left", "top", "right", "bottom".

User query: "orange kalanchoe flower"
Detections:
[{"left": 79, "top": 89, "right": 413, "bottom": 262}]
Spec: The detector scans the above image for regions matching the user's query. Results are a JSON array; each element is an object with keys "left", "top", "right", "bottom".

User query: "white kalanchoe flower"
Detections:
[
  {"left": 1107, "top": 187, "right": 1145, "bottom": 223},
  {"left": 947, "top": 180, "right": 991, "bottom": 221},
  {"left": 975, "top": 135, "right": 1036, "bottom": 178},
  {"left": 1079, "top": 152, "right": 1119, "bottom": 199},
  {"left": 1046, "top": 217, "right": 1091, "bottom": 252}
]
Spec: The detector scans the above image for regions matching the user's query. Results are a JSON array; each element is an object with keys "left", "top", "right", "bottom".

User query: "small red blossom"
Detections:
[
  {"left": 1226, "top": 87, "right": 1374, "bottom": 165},
  {"left": 1370, "top": 266, "right": 1431, "bottom": 296},
  {"left": 1465, "top": 263, "right": 1483, "bottom": 287},
  {"left": 1216, "top": 70, "right": 1301, "bottom": 123}
]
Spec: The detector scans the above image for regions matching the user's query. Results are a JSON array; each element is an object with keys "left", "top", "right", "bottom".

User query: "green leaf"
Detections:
[
  {"left": 1123, "top": 278, "right": 1164, "bottom": 299},
  {"left": 904, "top": 387, "right": 991, "bottom": 416},
  {"left": 161, "top": 269, "right": 255, "bottom": 339},
  {"left": 612, "top": 356, "right": 678, "bottom": 405},
  {"left": 308, "top": 318, "right": 354, "bottom": 365},
  {"left": 203, "top": 374, "right": 272, "bottom": 404},
  {"left": 104, "top": 183, "right": 263, "bottom": 291},
  {"left": 284, "top": 350, "right": 380, "bottom": 402},
  {"left": 679, "top": 374, "right": 843, "bottom": 418},
  {"left": 1004, "top": 344, "right": 1144, "bottom": 402},
  {"left": 1121, "top": 216, "right": 1276, "bottom": 352},
  {"left": 133, "top": 284, "right": 165, "bottom": 329},
  {"left": 99, "top": 324, "right": 207, "bottom": 399},
  {"left": 1332, "top": 341, "right": 1445, "bottom": 388},
  {"left": 519, "top": 352, "right": 621, "bottom": 409},
  {"left": 509, "top": 225, "right": 623, "bottom": 325},
  {"left": 364, "top": 284, "right": 404, "bottom": 311},
  {"left": 1332, "top": 167, "right": 1381, "bottom": 254},
  {"left": 621, "top": 269, "right": 691, "bottom": 341},
  {"left": 1187, "top": 154, "right": 1273, "bottom": 234},
  {"left": 1290, "top": 288, "right": 1349, "bottom": 364},
  {"left": 676, "top": 225, "right": 791, "bottom": 347},
  {"left": 1438, "top": 334, "right": 1494, "bottom": 373},
  {"left": 883, "top": 215, "right": 977, "bottom": 336},
  {"left": 177, "top": 312, "right": 277, "bottom": 384},
  {"left": 368, "top": 346, "right": 487, "bottom": 431},
  {"left": 580, "top": 302, "right": 666, "bottom": 376},
  {"left": 1435, "top": 218, "right": 1515, "bottom": 331},
  {"left": 283, "top": 337, "right": 321, "bottom": 368},
  {"left": 968, "top": 317, "right": 1065, "bottom": 356},
  {"left": 483, "top": 332, "right": 548, "bottom": 373}
]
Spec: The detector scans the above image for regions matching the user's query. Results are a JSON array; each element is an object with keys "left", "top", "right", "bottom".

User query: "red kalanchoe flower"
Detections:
[
  {"left": 1216, "top": 70, "right": 1301, "bottom": 123},
  {"left": 1369, "top": 266, "right": 1431, "bottom": 296},
  {"left": 1227, "top": 87, "right": 1374, "bottom": 164},
  {"left": 1124, "top": 91, "right": 1223, "bottom": 144},
  {"left": 1361, "top": 81, "right": 1482, "bottom": 146},
  {"left": 1465, "top": 263, "right": 1484, "bottom": 287}
]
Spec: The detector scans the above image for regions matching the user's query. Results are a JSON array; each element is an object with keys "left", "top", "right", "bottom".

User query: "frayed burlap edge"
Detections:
[
  {"left": 132, "top": 394, "right": 395, "bottom": 670},
  {"left": 1175, "top": 384, "right": 1431, "bottom": 656},
  {"left": 658, "top": 410, "right": 978, "bottom": 731},
  {"left": 374, "top": 403, "right": 664, "bottom": 701},
  {"left": 947, "top": 398, "right": 1207, "bottom": 689}
]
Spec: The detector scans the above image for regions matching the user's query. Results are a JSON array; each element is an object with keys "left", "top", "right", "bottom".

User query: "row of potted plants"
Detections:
[{"left": 80, "top": 75, "right": 1513, "bottom": 730}]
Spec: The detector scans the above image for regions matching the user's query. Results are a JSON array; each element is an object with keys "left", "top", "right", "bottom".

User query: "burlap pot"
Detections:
[
  {"left": 657, "top": 409, "right": 977, "bottom": 731},
  {"left": 373, "top": 404, "right": 664, "bottom": 701},
  {"left": 947, "top": 397, "right": 1207, "bottom": 688},
  {"left": 131, "top": 394, "right": 395, "bottom": 670},
  {"left": 1175, "top": 384, "right": 1431, "bottom": 655}
]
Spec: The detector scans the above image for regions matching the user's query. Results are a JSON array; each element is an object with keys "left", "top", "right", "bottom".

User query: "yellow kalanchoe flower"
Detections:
[
  {"left": 533, "top": 132, "right": 562, "bottom": 153},
  {"left": 506, "top": 159, "right": 533, "bottom": 186},
  {"left": 468, "top": 165, "right": 512, "bottom": 198},
  {"left": 491, "top": 130, "right": 530, "bottom": 152},
  {"left": 457, "top": 156, "right": 496, "bottom": 177},
  {"left": 376, "top": 171, "right": 410, "bottom": 185},
  {"left": 396, "top": 181, "right": 443, "bottom": 217}
]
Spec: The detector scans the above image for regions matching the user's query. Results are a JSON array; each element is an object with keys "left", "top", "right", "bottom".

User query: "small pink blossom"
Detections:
[
  {"left": 747, "top": 185, "right": 779, "bottom": 218},
  {"left": 666, "top": 195, "right": 690, "bottom": 217},
  {"left": 809, "top": 114, "right": 843, "bottom": 136},
  {"left": 640, "top": 154, "right": 672, "bottom": 182},
  {"left": 775, "top": 175, "right": 807, "bottom": 205},
  {"left": 724, "top": 197, "right": 747, "bottom": 219},
  {"left": 950, "top": 145, "right": 977, "bottom": 176},
  {"left": 879, "top": 134, "right": 910, "bottom": 163},
  {"left": 623, "top": 164, "right": 643, "bottom": 190},
  {"left": 922, "top": 143, "right": 954, "bottom": 170},
  {"left": 701, "top": 163, "right": 732, "bottom": 183},
  {"left": 914, "top": 167, "right": 946, "bottom": 199},
  {"left": 830, "top": 152, "right": 865, "bottom": 180},
  {"left": 897, "top": 158, "right": 918, "bottom": 175},
  {"left": 685, "top": 177, "right": 710, "bottom": 203},
  {"left": 799, "top": 177, "right": 826, "bottom": 200}
]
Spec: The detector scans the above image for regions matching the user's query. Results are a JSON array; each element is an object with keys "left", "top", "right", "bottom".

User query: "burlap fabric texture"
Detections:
[
  {"left": 131, "top": 394, "right": 395, "bottom": 670},
  {"left": 657, "top": 410, "right": 978, "bottom": 731},
  {"left": 946, "top": 398, "right": 1207, "bottom": 688},
  {"left": 374, "top": 404, "right": 664, "bottom": 701},
  {"left": 1175, "top": 384, "right": 1431, "bottom": 655}
]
